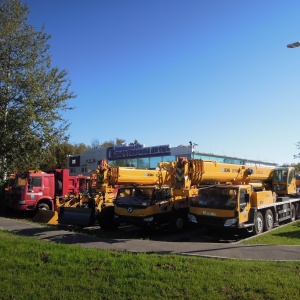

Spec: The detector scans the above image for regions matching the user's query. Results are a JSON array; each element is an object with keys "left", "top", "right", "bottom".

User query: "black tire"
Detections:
[
  {"left": 290, "top": 204, "right": 296, "bottom": 222},
  {"left": 170, "top": 212, "right": 186, "bottom": 232},
  {"left": 98, "top": 206, "right": 118, "bottom": 231},
  {"left": 37, "top": 203, "right": 50, "bottom": 210},
  {"left": 295, "top": 203, "right": 300, "bottom": 220},
  {"left": 264, "top": 209, "right": 274, "bottom": 231},
  {"left": 254, "top": 211, "right": 264, "bottom": 235},
  {"left": 87, "top": 197, "right": 96, "bottom": 209}
]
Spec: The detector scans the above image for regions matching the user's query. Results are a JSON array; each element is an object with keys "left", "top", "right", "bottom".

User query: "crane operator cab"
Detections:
[{"left": 192, "top": 186, "right": 237, "bottom": 210}]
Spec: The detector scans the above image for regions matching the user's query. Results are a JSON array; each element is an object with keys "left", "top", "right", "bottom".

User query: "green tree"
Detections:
[
  {"left": 40, "top": 142, "right": 90, "bottom": 170},
  {"left": 291, "top": 162, "right": 300, "bottom": 173},
  {"left": 100, "top": 138, "right": 126, "bottom": 148},
  {"left": 91, "top": 139, "right": 101, "bottom": 149},
  {"left": 0, "top": 0, "right": 76, "bottom": 178},
  {"left": 294, "top": 142, "right": 300, "bottom": 161}
]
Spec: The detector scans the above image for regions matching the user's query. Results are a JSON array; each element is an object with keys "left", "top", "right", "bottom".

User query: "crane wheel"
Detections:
[
  {"left": 98, "top": 206, "right": 118, "bottom": 231},
  {"left": 170, "top": 212, "right": 186, "bottom": 232},
  {"left": 254, "top": 211, "right": 264, "bottom": 235},
  {"left": 290, "top": 204, "right": 296, "bottom": 222},
  {"left": 295, "top": 203, "right": 300, "bottom": 220},
  {"left": 264, "top": 209, "right": 274, "bottom": 231}
]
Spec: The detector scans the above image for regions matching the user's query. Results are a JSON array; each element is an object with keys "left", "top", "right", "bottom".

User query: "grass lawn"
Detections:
[
  {"left": 1, "top": 222, "right": 300, "bottom": 299},
  {"left": 0, "top": 207, "right": 300, "bottom": 299},
  {"left": 241, "top": 221, "right": 300, "bottom": 245}
]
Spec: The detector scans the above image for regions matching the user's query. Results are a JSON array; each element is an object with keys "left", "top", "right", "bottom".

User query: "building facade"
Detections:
[{"left": 67, "top": 143, "right": 277, "bottom": 176}]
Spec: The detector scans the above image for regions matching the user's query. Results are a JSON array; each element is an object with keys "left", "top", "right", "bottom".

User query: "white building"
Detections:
[{"left": 67, "top": 143, "right": 277, "bottom": 176}]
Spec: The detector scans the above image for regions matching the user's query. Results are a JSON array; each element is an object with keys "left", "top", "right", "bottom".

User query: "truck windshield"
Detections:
[
  {"left": 13, "top": 174, "right": 27, "bottom": 189},
  {"left": 115, "top": 188, "right": 153, "bottom": 207},
  {"left": 190, "top": 187, "right": 237, "bottom": 210},
  {"left": 273, "top": 169, "right": 288, "bottom": 183}
]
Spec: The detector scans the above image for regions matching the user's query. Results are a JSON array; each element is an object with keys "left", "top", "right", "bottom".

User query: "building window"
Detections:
[
  {"left": 81, "top": 167, "right": 87, "bottom": 173},
  {"left": 70, "top": 168, "right": 76, "bottom": 174},
  {"left": 137, "top": 157, "right": 150, "bottom": 169},
  {"left": 149, "top": 156, "right": 162, "bottom": 169}
]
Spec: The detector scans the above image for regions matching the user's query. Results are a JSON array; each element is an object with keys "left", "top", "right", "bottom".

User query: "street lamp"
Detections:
[{"left": 287, "top": 41, "right": 300, "bottom": 48}]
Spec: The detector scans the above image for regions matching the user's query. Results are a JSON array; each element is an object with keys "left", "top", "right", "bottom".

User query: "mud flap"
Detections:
[
  {"left": 32, "top": 210, "right": 58, "bottom": 224},
  {"left": 58, "top": 207, "right": 95, "bottom": 227}
]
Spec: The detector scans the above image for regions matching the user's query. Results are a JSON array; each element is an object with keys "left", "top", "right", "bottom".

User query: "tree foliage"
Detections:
[
  {"left": 0, "top": 0, "right": 76, "bottom": 177},
  {"left": 100, "top": 138, "right": 126, "bottom": 148},
  {"left": 40, "top": 142, "right": 91, "bottom": 170},
  {"left": 292, "top": 142, "right": 300, "bottom": 172},
  {"left": 294, "top": 142, "right": 300, "bottom": 160}
]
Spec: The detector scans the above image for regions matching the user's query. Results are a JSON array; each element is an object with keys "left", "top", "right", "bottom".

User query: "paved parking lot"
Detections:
[{"left": 1, "top": 217, "right": 300, "bottom": 261}]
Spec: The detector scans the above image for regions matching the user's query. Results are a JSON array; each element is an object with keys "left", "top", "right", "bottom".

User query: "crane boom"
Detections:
[
  {"left": 95, "top": 159, "right": 171, "bottom": 190},
  {"left": 159, "top": 158, "right": 274, "bottom": 189}
]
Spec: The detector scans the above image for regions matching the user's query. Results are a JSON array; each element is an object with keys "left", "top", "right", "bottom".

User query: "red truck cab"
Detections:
[{"left": 9, "top": 169, "right": 79, "bottom": 212}]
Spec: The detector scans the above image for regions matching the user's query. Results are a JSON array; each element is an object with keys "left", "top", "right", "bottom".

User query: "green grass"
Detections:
[
  {"left": 0, "top": 230, "right": 300, "bottom": 300},
  {"left": 1, "top": 207, "right": 300, "bottom": 299},
  {"left": 241, "top": 221, "right": 300, "bottom": 245}
]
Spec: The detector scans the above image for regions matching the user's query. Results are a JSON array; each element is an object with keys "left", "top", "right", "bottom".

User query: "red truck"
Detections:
[{"left": 8, "top": 169, "right": 82, "bottom": 212}]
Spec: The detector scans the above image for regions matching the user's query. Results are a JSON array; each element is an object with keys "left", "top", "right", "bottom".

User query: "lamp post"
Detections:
[{"left": 287, "top": 41, "right": 300, "bottom": 48}]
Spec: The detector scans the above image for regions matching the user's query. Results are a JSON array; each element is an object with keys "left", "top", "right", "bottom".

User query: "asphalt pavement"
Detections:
[{"left": 1, "top": 217, "right": 300, "bottom": 261}]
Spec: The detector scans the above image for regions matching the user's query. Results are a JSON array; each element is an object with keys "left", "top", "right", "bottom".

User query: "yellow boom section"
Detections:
[
  {"left": 159, "top": 158, "right": 274, "bottom": 189},
  {"left": 95, "top": 160, "right": 172, "bottom": 189},
  {"left": 188, "top": 159, "right": 273, "bottom": 184}
]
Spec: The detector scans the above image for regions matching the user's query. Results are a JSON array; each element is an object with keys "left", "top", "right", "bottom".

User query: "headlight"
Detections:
[
  {"left": 188, "top": 214, "right": 197, "bottom": 223},
  {"left": 18, "top": 200, "right": 26, "bottom": 205},
  {"left": 224, "top": 218, "right": 237, "bottom": 227},
  {"left": 273, "top": 184, "right": 286, "bottom": 191},
  {"left": 144, "top": 217, "right": 153, "bottom": 222}
]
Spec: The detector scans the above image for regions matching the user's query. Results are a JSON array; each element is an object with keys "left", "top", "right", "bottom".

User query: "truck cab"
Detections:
[
  {"left": 113, "top": 185, "right": 190, "bottom": 231},
  {"left": 9, "top": 172, "right": 55, "bottom": 211},
  {"left": 9, "top": 169, "right": 79, "bottom": 212},
  {"left": 188, "top": 181, "right": 299, "bottom": 235},
  {"left": 189, "top": 185, "right": 252, "bottom": 230}
]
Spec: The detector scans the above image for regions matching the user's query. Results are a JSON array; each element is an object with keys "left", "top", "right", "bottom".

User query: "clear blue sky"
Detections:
[{"left": 23, "top": 0, "right": 300, "bottom": 165}]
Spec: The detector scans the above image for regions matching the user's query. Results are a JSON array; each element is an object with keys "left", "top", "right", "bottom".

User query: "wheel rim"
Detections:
[
  {"left": 266, "top": 214, "right": 273, "bottom": 230},
  {"left": 256, "top": 215, "right": 263, "bottom": 233},
  {"left": 175, "top": 217, "right": 184, "bottom": 231},
  {"left": 291, "top": 205, "right": 295, "bottom": 221}
]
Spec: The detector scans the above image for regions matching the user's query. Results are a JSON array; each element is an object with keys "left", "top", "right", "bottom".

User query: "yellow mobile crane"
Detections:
[
  {"left": 182, "top": 159, "right": 300, "bottom": 235},
  {"left": 113, "top": 158, "right": 203, "bottom": 231},
  {"left": 88, "top": 158, "right": 199, "bottom": 231},
  {"left": 58, "top": 159, "right": 171, "bottom": 229}
]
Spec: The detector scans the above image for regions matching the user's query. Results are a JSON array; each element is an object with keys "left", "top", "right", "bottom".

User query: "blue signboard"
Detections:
[{"left": 106, "top": 144, "right": 171, "bottom": 160}]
